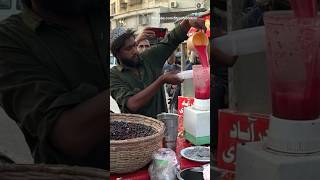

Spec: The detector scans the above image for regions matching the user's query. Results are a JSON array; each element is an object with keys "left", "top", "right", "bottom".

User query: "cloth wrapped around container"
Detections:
[{"left": 149, "top": 148, "right": 180, "bottom": 180}]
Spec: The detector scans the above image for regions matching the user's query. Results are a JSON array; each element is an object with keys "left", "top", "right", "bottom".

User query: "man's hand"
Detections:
[
  {"left": 188, "top": 17, "right": 206, "bottom": 30},
  {"left": 180, "top": 17, "right": 206, "bottom": 32},
  {"left": 135, "top": 28, "right": 156, "bottom": 44},
  {"left": 126, "top": 71, "right": 182, "bottom": 113},
  {"left": 161, "top": 72, "right": 184, "bottom": 85}
]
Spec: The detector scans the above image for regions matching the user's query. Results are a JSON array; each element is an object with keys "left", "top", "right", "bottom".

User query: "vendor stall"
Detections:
[
  {"left": 110, "top": 115, "right": 207, "bottom": 180},
  {"left": 110, "top": 10, "right": 214, "bottom": 180}
]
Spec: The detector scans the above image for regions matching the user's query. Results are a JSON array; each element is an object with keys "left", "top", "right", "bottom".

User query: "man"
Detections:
[
  {"left": 185, "top": 51, "right": 198, "bottom": 70},
  {"left": 162, "top": 50, "right": 181, "bottom": 73},
  {"left": 162, "top": 50, "right": 182, "bottom": 113},
  {"left": 110, "top": 19, "right": 205, "bottom": 118},
  {"left": 0, "top": 0, "right": 108, "bottom": 169},
  {"left": 135, "top": 28, "right": 155, "bottom": 54},
  {"left": 137, "top": 39, "right": 151, "bottom": 53}
]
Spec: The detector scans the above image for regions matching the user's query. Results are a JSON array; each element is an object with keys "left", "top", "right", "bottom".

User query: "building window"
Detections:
[
  {"left": 129, "top": 0, "right": 143, "bottom": 6},
  {"left": 117, "top": 19, "right": 126, "bottom": 27},
  {"left": 139, "top": 14, "right": 150, "bottom": 25},
  {"left": 111, "top": 2, "right": 116, "bottom": 15},
  {"left": 120, "top": 0, "right": 127, "bottom": 9},
  {"left": 0, "top": 0, "right": 11, "bottom": 9}
]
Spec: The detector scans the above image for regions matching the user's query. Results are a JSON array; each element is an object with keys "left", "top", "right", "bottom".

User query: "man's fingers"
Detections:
[
  {"left": 190, "top": 18, "right": 206, "bottom": 31},
  {"left": 196, "top": 19, "right": 206, "bottom": 30},
  {"left": 144, "top": 30, "right": 155, "bottom": 35},
  {"left": 167, "top": 71, "right": 177, "bottom": 75},
  {"left": 144, "top": 27, "right": 155, "bottom": 31},
  {"left": 172, "top": 70, "right": 179, "bottom": 74},
  {"left": 143, "top": 31, "right": 156, "bottom": 38}
]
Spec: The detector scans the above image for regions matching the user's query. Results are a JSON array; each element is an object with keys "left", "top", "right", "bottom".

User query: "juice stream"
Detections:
[
  {"left": 195, "top": 45, "right": 209, "bottom": 67},
  {"left": 193, "top": 45, "right": 210, "bottom": 99}
]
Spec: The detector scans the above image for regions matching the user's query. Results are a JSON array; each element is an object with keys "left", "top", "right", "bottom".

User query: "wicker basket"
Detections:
[
  {"left": 110, "top": 113, "right": 165, "bottom": 174},
  {"left": 0, "top": 164, "right": 109, "bottom": 179}
]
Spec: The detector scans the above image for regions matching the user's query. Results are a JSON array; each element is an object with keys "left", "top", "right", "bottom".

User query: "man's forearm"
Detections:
[
  {"left": 51, "top": 90, "right": 107, "bottom": 159},
  {"left": 127, "top": 76, "right": 164, "bottom": 113}
]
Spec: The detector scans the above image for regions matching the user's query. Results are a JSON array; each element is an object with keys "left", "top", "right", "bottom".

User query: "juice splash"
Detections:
[
  {"left": 290, "top": 0, "right": 318, "bottom": 18},
  {"left": 195, "top": 45, "right": 209, "bottom": 67}
]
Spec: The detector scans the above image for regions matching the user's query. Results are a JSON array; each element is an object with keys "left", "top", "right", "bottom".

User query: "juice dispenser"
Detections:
[{"left": 236, "top": 10, "right": 320, "bottom": 180}]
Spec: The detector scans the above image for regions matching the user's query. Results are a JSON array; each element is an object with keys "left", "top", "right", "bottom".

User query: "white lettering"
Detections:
[{"left": 222, "top": 145, "right": 235, "bottom": 163}]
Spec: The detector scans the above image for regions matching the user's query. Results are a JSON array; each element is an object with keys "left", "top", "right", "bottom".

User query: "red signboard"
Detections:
[
  {"left": 216, "top": 109, "right": 269, "bottom": 171},
  {"left": 177, "top": 96, "right": 194, "bottom": 117}
]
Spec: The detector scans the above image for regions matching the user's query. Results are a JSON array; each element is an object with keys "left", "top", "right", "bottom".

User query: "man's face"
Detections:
[
  {"left": 34, "top": 0, "right": 96, "bottom": 16},
  {"left": 137, "top": 40, "right": 150, "bottom": 53},
  {"left": 118, "top": 37, "right": 139, "bottom": 67}
]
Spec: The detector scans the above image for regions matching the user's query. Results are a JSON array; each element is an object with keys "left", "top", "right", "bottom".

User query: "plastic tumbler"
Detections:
[
  {"left": 157, "top": 113, "right": 179, "bottom": 151},
  {"left": 193, "top": 65, "right": 210, "bottom": 99},
  {"left": 264, "top": 11, "right": 320, "bottom": 120}
]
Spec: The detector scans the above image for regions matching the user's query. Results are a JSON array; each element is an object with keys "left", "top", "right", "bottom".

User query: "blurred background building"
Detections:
[{"left": 110, "top": 0, "right": 210, "bottom": 32}]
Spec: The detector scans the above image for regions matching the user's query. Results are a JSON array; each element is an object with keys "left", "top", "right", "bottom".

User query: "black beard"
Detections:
[
  {"left": 121, "top": 58, "right": 139, "bottom": 68},
  {"left": 36, "top": 0, "right": 97, "bottom": 16}
]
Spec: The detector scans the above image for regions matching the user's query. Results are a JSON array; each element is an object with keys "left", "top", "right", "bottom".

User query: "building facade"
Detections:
[{"left": 110, "top": 0, "right": 210, "bottom": 33}]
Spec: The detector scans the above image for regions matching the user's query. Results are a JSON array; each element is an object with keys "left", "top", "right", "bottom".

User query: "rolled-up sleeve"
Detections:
[
  {"left": 0, "top": 46, "right": 98, "bottom": 146},
  {"left": 109, "top": 70, "right": 141, "bottom": 113}
]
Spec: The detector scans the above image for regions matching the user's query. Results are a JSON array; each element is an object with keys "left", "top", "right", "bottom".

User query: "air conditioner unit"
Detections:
[
  {"left": 141, "top": 18, "right": 147, "bottom": 25},
  {"left": 139, "top": 15, "right": 149, "bottom": 25},
  {"left": 170, "top": 1, "right": 178, "bottom": 8},
  {"left": 196, "top": 2, "right": 206, "bottom": 9}
]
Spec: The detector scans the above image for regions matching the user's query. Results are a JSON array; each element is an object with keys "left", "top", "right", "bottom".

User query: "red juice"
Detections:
[
  {"left": 193, "top": 65, "right": 210, "bottom": 99},
  {"left": 195, "top": 82, "right": 210, "bottom": 99},
  {"left": 194, "top": 45, "right": 209, "bottom": 67},
  {"left": 290, "top": 0, "right": 318, "bottom": 18},
  {"left": 272, "top": 81, "right": 320, "bottom": 120}
]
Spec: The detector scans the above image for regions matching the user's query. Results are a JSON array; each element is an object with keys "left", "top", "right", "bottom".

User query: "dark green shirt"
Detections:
[
  {"left": 0, "top": 8, "right": 107, "bottom": 167},
  {"left": 110, "top": 25, "right": 188, "bottom": 119}
]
